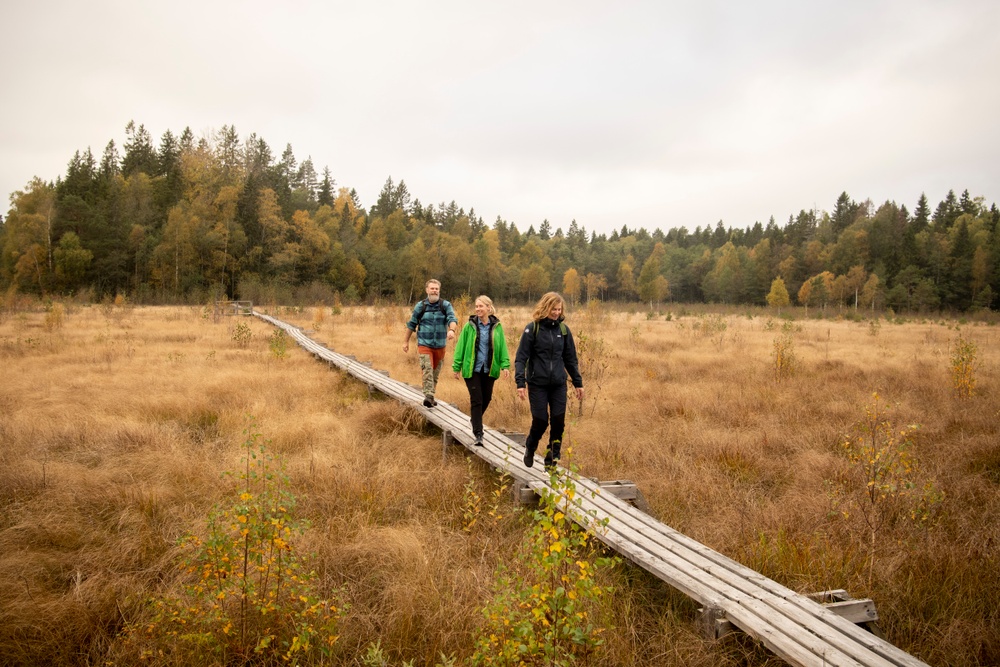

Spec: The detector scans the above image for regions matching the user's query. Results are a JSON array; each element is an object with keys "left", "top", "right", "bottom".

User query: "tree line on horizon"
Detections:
[{"left": 1, "top": 122, "right": 998, "bottom": 313}]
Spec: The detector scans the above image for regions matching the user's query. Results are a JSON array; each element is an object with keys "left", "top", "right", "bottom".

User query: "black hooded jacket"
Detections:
[{"left": 514, "top": 317, "right": 583, "bottom": 389}]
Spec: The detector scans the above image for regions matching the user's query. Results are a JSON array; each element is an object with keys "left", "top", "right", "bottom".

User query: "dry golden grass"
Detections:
[{"left": 1, "top": 300, "right": 998, "bottom": 666}]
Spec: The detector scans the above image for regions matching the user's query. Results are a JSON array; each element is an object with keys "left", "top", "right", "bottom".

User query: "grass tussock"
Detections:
[{"left": 0, "top": 301, "right": 998, "bottom": 666}]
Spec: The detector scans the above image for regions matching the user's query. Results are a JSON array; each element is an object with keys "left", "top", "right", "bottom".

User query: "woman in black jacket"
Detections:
[{"left": 514, "top": 292, "right": 584, "bottom": 468}]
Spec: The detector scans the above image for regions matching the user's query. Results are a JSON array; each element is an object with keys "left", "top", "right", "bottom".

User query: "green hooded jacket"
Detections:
[{"left": 452, "top": 315, "right": 511, "bottom": 379}]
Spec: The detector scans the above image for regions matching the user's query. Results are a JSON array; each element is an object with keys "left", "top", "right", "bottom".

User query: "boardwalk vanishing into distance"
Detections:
[{"left": 254, "top": 310, "right": 930, "bottom": 667}]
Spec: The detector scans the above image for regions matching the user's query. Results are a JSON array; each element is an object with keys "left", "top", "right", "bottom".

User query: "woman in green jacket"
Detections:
[{"left": 452, "top": 295, "right": 511, "bottom": 446}]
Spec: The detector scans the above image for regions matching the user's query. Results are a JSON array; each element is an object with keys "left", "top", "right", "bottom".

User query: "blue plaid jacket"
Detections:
[{"left": 406, "top": 299, "right": 457, "bottom": 349}]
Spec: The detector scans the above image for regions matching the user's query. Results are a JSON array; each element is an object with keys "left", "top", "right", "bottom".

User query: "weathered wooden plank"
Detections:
[
  {"left": 825, "top": 599, "right": 879, "bottom": 625},
  {"left": 568, "top": 486, "right": 905, "bottom": 664},
  {"left": 566, "top": 482, "right": 911, "bottom": 667},
  {"left": 598, "top": 480, "right": 639, "bottom": 500},
  {"left": 714, "top": 598, "right": 879, "bottom": 639},
  {"left": 525, "top": 482, "right": 895, "bottom": 667},
  {"left": 521, "top": 473, "right": 907, "bottom": 665}
]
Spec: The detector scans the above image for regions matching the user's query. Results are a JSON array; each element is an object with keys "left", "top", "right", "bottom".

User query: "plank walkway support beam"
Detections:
[
  {"left": 597, "top": 480, "right": 651, "bottom": 512},
  {"left": 442, "top": 430, "right": 454, "bottom": 463},
  {"left": 253, "top": 311, "right": 930, "bottom": 667},
  {"left": 707, "top": 590, "right": 882, "bottom": 641}
]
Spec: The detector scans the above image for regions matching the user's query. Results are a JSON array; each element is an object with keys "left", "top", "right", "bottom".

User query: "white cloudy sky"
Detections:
[{"left": 2, "top": 0, "right": 998, "bottom": 236}]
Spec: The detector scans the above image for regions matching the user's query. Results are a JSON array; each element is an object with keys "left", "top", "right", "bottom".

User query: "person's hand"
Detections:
[
  {"left": 447, "top": 329, "right": 456, "bottom": 341},
  {"left": 501, "top": 369, "right": 510, "bottom": 379},
  {"left": 402, "top": 342, "right": 409, "bottom": 353},
  {"left": 575, "top": 387, "right": 585, "bottom": 401},
  {"left": 453, "top": 371, "right": 460, "bottom": 380},
  {"left": 517, "top": 387, "right": 526, "bottom": 400}
]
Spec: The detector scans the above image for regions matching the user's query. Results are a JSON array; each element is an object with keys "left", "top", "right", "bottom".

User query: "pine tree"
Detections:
[
  {"left": 156, "top": 130, "right": 184, "bottom": 210},
  {"left": 831, "top": 191, "right": 859, "bottom": 235},
  {"left": 959, "top": 189, "right": 978, "bottom": 216},
  {"left": 243, "top": 134, "right": 274, "bottom": 180},
  {"left": 215, "top": 125, "right": 242, "bottom": 183},
  {"left": 317, "top": 167, "right": 335, "bottom": 207},
  {"left": 912, "top": 193, "right": 930, "bottom": 233},
  {"left": 947, "top": 217, "right": 974, "bottom": 309},
  {"left": 99, "top": 141, "right": 121, "bottom": 183},
  {"left": 121, "top": 121, "right": 157, "bottom": 176},
  {"left": 272, "top": 144, "right": 297, "bottom": 216},
  {"left": 295, "top": 157, "right": 319, "bottom": 206},
  {"left": 932, "top": 190, "right": 960, "bottom": 229},
  {"left": 538, "top": 219, "right": 552, "bottom": 241},
  {"left": 710, "top": 220, "right": 728, "bottom": 248},
  {"left": 179, "top": 127, "right": 195, "bottom": 152},
  {"left": 375, "top": 178, "right": 394, "bottom": 219}
]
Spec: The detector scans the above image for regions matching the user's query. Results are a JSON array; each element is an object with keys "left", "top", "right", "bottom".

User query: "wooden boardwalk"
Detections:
[{"left": 255, "top": 312, "right": 929, "bottom": 667}]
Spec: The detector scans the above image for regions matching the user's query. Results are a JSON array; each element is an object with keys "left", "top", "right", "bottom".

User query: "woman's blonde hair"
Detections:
[
  {"left": 475, "top": 295, "right": 496, "bottom": 316},
  {"left": 531, "top": 292, "right": 566, "bottom": 322}
]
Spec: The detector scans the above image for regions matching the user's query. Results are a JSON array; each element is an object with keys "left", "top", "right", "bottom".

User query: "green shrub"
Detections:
[
  {"left": 269, "top": 329, "right": 289, "bottom": 359},
  {"left": 951, "top": 335, "right": 978, "bottom": 398},
  {"left": 231, "top": 321, "right": 252, "bottom": 348},
  {"left": 472, "top": 467, "right": 617, "bottom": 666},
  {"left": 121, "top": 421, "right": 347, "bottom": 664},
  {"left": 828, "top": 394, "right": 943, "bottom": 587}
]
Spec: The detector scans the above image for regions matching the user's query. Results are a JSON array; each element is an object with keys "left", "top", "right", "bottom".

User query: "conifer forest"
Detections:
[{"left": 2, "top": 122, "right": 997, "bottom": 312}]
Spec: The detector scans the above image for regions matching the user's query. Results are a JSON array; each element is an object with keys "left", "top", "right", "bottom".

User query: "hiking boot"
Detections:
[
  {"left": 423, "top": 397, "right": 435, "bottom": 408},
  {"left": 523, "top": 449, "right": 534, "bottom": 468},
  {"left": 474, "top": 434, "right": 484, "bottom": 447}
]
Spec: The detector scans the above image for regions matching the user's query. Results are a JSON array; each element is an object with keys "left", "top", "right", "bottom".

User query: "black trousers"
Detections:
[
  {"left": 464, "top": 371, "right": 497, "bottom": 437},
  {"left": 524, "top": 383, "right": 567, "bottom": 458}
]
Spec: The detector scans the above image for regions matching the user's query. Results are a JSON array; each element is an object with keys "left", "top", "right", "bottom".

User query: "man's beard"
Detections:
[{"left": 427, "top": 295, "right": 440, "bottom": 303}]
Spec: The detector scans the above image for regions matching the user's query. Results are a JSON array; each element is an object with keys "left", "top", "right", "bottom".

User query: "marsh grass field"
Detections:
[{"left": 1, "top": 299, "right": 998, "bottom": 666}]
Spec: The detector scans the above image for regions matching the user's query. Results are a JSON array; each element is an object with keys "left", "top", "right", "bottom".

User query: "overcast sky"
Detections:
[{"left": 2, "top": 0, "right": 999, "bottom": 237}]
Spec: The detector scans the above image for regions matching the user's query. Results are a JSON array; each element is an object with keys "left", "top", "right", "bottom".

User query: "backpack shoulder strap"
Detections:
[{"left": 533, "top": 320, "right": 568, "bottom": 336}]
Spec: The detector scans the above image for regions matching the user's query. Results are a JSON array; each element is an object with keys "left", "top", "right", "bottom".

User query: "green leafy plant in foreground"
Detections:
[
  {"left": 124, "top": 420, "right": 346, "bottom": 665},
  {"left": 950, "top": 334, "right": 978, "bottom": 399},
  {"left": 472, "top": 463, "right": 617, "bottom": 666},
  {"left": 462, "top": 458, "right": 511, "bottom": 534},
  {"left": 828, "top": 393, "right": 943, "bottom": 588}
]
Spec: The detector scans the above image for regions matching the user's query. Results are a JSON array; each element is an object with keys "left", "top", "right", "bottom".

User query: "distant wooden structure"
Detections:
[
  {"left": 254, "top": 310, "right": 929, "bottom": 667},
  {"left": 214, "top": 300, "right": 253, "bottom": 318}
]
